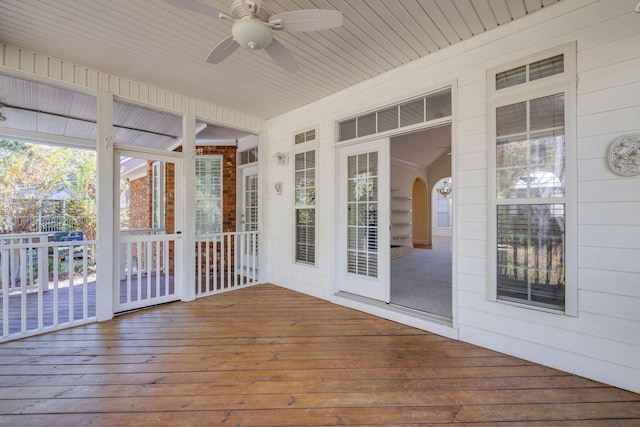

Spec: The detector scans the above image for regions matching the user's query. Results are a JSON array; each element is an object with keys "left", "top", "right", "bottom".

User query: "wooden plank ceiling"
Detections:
[{"left": 0, "top": 0, "right": 564, "bottom": 122}]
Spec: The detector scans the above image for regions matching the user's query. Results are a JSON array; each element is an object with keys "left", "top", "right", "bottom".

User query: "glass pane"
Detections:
[
  {"left": 339, "top": 119, "right": 357, "bottom": 141},
  {"left": 295, "top": 153, "right": 305, "bottom": 170},
  {"left": 295, "top": 170, "right": 305, "bottom": 188},
  {"left": 345, "top": 151, "right": 378, "bottom": 278},
  {"left": 400, "top": 99, "right": 424, "bottom": 127},
  {"left": 426, "top": 88, "right": 452, "bottom": 120},
  {"left": 306, "top": 150, "right": 315, "bottom": 167},
  {"left": 496, "top": 102, "right": 526, "bottom": 138},
  {"left": 530, "top": 94, "right": 564, "bottom": 132},
  {"left": 378, "top": 106, "right": 398, "bottom": 132},
  {"left": 497, "top": 204, "right": 565, "bottom": 310},
  {"left": 530, "top": 54, "right": 564, "bottom": 82},
  {"left": 357, "top": 113, "right": 376, "bottom": 137},
  {"left": 496, "top": 65, "right": 526, "bottom": 90},
  {"left": 369, "top": 152, "right": 378, "bottom": 175}
]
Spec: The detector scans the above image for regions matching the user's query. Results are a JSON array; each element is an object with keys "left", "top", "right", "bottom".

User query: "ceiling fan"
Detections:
[{"left": 163, "top": 0, "right": 343, "bottom": 73}]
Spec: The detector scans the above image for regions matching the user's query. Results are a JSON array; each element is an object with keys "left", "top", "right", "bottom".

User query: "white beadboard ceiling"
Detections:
[{"left": 0, "top": 0, "right": 563, "bottom": 123}]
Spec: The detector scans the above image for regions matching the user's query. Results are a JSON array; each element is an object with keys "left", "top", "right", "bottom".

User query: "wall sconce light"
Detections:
[{"left": 273, "top": 151, "right": 289, "bottom": 165}]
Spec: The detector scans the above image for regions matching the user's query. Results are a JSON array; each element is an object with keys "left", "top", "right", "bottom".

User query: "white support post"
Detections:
[
  {"left": 95, "top": 91, "right": 115, "bottom": 321},
  {"left": 181, "top": 113, "right": 197, "bottom": 301}
]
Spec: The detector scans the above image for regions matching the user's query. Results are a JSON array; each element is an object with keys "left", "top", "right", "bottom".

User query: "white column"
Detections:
[
  {"left": 181, "top": 113, "right": 196, "bottom": 301},
  {"left": 95, "top": 91, "right": 115, "bottom": 321}
]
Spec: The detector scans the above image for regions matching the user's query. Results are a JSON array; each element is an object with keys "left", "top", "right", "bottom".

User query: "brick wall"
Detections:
[
  {"left": 127, "top": 146, "right": 237, "bottom": 233},
  {"left": 128, "top": 172, "right": 152, "bottom": 229}
]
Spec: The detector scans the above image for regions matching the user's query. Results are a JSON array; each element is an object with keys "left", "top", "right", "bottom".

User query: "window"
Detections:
[
  {"left": 294, "top": 150, "right": 316, "bottom": 264},
  {"left": 337, "top": 88, "right": 452, "bottom": 142},
  {"left": 489, "top": 44, "right": 576, "bottom": 314},
  {"left": 433, "top": 178, "right": 453, "bottom": 231},
  {"left": 151, "top": 161, "right": 164, "bottom": 229},
  {"left": 238, "top": 147, "right": 258, "bottom": 165},
  {"left": 195, "top": 156, "right": 222, "bottom": 235}
]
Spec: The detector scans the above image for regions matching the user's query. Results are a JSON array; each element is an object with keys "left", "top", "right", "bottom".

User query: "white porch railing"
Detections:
[
  {"left": 195, "top": 231, "right": 260, "bottom": 298},
  {"left": 0, "top": 233, "right": 96, "bottom": 342},
  {"left": 117, "top": 229, "right": 177, "bottom": 313}
]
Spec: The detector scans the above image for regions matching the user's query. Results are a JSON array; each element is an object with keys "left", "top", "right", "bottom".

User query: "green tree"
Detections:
[{"left": 0, "top": 140, "right": 96, "bottom": 237}]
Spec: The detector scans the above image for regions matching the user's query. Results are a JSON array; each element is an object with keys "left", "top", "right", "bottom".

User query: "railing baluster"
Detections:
[
  {"left": 213, "top": 237, "right": 218, "bottom": 292},
  {"left": 2, "top": 248, "right": 9, "bottom": 337},
  {"left": 205, "top": 239, "right": 210, "bottom": 294},
  {"left": 38, "top": 246, "right": 45, "bottom": 329},
  {"left": 20, "top": 248, "right": 27, "bottom": 333},
  {"left": 83, "top": 244, "right": 88, "bottom": 320},
  {"left": 68, "top": 244, "right": 74, "bottom": 323},
  {"left": 155, "top": 240, "right": 160, "bottom": 298},
  {"left": 53, "top": 246, "right": 59, "bottom": 326},
  {"left": 226, "top": 235, "right": 232, "bottom": 289},
  {"left": 136, "top": 241, "right": 142, "bottom": 302}
]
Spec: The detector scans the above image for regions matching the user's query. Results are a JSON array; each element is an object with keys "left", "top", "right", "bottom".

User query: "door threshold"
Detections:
[{"left": 333, "top": 291, "right": 458, "bottom": 340}]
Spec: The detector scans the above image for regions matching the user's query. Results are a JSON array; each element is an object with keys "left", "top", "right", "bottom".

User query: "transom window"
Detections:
[{"left": 337, "top": 88, "right": 451, "bottom": 142}]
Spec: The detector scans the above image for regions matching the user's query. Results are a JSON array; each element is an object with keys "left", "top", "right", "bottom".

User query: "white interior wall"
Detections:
[{"left": 264, "top": 0, "right": 640, "bottom": 393}]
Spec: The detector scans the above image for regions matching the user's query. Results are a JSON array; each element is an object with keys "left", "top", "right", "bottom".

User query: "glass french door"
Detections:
[
  {"left": 336, "top": 139, "right": 390, "bottom": 302},
  {"left": 240, "top": 164, "right": 258, "bottom": 273}
]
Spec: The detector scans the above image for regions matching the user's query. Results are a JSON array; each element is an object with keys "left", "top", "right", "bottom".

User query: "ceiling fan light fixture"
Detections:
[{"left": 232, "top": 18, "right": 272, "bottom": 50}]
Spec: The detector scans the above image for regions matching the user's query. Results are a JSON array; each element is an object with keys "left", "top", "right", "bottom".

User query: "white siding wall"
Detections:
[{"left": 265, "top": 0, "right": 640, "bottom": 393}]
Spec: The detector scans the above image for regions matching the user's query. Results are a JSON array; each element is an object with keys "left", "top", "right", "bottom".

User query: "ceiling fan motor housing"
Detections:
[{"left": 232, "top": 18, "right": 273, "bottom": 50}]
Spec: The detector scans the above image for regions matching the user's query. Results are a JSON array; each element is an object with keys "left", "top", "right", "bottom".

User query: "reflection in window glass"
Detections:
[
  {"left": 496, "top": 94, "right": 564, "bottom": 199},
  {"left": 295, "top": 150, "right": 316, "bottom": 264},
  {"left": 497, "top": 204, "right": 565, "bottom": 310}
]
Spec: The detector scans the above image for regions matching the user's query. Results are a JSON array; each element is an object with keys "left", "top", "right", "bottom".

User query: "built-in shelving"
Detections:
[{"left": 390, "top": 189, "right": 412, "bottom": 246}]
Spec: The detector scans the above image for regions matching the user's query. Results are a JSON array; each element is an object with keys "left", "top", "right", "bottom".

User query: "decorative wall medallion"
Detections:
[{"left": 608, "top": 133, "right": 640, "bottom": 177}]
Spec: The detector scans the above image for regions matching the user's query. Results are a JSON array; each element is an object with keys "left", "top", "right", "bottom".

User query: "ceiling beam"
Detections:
[{"left": 0, "top": 127, "right": 95, "bottom": 149}]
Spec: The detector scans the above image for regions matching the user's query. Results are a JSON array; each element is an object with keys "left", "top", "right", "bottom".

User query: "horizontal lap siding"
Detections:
[
  {"left": 573, "top": 0, "right": 640, "bottom": 392},
  {"left": 265, "top": 0, "right": 640, "bottom": 393}
]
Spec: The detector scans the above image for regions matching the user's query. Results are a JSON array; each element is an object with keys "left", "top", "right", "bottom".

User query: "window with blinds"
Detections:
[
  {"left": 195, "top": 156, "right": 222, "bottom": 235},
  {"left": 151, "top": 161, "right": 164, "bottom": 229},
  {"left": 295, "top": 150, "right": 316, "bottom": 265},
  {"left": 489, "top": 44, "right": 575, "bottom": 313}
]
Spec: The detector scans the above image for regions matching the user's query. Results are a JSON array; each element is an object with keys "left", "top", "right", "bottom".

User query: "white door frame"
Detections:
[
  {"left": 335, "top": 138, "right": 390, "bottom": 303},
  {"left": 114, "top": 146, "right": 184, "bottom": 313},
  {"left": 238, "top": 163, "right": 259, "bottom": 273}
]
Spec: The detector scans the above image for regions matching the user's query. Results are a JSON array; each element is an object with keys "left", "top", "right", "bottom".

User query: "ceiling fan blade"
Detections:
[
  {"left": 264, "top": 40, "right": 300, "bottom": 73},
  {"left": 269, "top": 9, "right": 342, "bottom": 32},
  {"left": 206, "top": 36, "right": 239, "bottom": 64},
  {"left": 161, "top": 0, "right": 222, "bottom": 19}
]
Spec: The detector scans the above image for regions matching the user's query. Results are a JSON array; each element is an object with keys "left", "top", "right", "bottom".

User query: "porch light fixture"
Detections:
[
  {"left": 273, "top": 151, "right": 288, "bottom": 165},
  {"left": 436, "top": 178, "right": 452, "bottom": 198}
]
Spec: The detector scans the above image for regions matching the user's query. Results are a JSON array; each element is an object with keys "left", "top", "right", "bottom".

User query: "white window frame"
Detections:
[
  {"left": 293, "top": 129, "right": 318, "bottom": 266},
  {"left": 151, "top": 161, "right": 165, "bottom": 229},
  {"left": 432, "top": 177, "right": 453, "bottom": 236},
  {"left": 195, "top": 155, "right": 223, "bottom": 236},
  {"left": 487, "top": 43, "right": 577, "bottom": 316}
]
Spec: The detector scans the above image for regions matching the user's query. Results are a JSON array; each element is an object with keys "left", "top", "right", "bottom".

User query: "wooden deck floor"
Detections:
[{"left": 0, "top": 284, "right": 638, "bottom": 426}]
